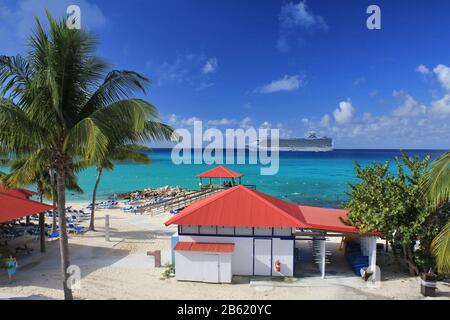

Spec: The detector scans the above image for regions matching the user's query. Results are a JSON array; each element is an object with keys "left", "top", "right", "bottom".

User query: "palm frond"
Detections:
[
  {"left": 143, "top": 121, "right": 174, "bottom": 143},
  {"left": 0, "top": 99, "right": 46, "bottom": 152},
  {"left": 432, "top": 220, "right": 450, "bottom": 274},
  {"left": 80, "top": 70, "right": 149, "bottom": 118},
  {"left": 110, "top": 144, "right": 152, "bottom": 165},
  {"left": 424, "top": 152, "right": 450, "bottom": 210},
  {"left": 65, "top": 117, "right": 109, "bottom": 163}
]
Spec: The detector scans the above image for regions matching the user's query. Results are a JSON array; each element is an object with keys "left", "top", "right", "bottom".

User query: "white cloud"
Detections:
[
  {"left": 333, "top": 100, "right": 355, "bottom": 124},
  {"left": 277, "top": 1, "right": 327, "bottom": 51},
  {"left": 202, "top": 58, "right": 218, "bottom": 74},
  {"left": 433, "top": 64, "right": 450, "bottom": 91},
  {"left": 196, "top": 82, "right": 215, "bottom": 91},
  {"left": 392, "top": 90, "right": 426, "bottom": 117},
  {"left": 302, "top": 72, "right": 450, "bottom": 148},
  {"left": 430, "top": 94, "right": 450, "bottom": 115},
  {"left": 279, "top": 1, "right": 327, "bottom": 31},
  {"left": 416, "top": 64, "right": 431, "bottom": 75},
  {"left": 259, "top": 75, "right": 302, "bottom": 93},
  {"left": 167, "top": 114, "right": 178, "bottom": 125},
  {"left": 155, "top": 53, "right": 218, "bottom": 88},
  {"left": 207, "top": 118, "right": 235, "bottom": 126},
  {"left": 259, "top": 121, "right": 272, "bottom": 129},
  {"left": 320, "top": 114, "right": 330, "bottom": 127},
  {"left": 239, "top": 117, "right": 252, "bottom": 129},
  {"left": 181, "top": 117, "right": 202, "bottom": 126}
]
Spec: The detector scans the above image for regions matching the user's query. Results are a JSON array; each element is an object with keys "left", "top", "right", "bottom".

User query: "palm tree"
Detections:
[
  {"left": 2, "top": 156, "right": 84, "bottom": 234},
  {"left": 0, "top": 14, "right": 169, "bottom": 299},
  {"left": 431, "top": 220, "right": 450, "bottom": 274},
  {"left": 424, "top": 151, "right": 450, "bottom": 274},
  {"left": 88, "top": 144, "right": 152, "bottom": 231},
  {"left": 426, "top": 152, "right": 450, "bottom": 209},
  {"left": 88, "top": 121, "right": 173, "bottom": 231}
]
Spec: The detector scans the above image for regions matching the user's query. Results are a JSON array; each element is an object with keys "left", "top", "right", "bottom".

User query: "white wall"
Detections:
[
  {"left": 179, "top": 235, "right": 254, "bottom": 275},
  {"left": 271, "top": 238, "right": 294, "bottom": 277},
  {"left": 175, "top": 251, "right": 232, "bottom": 283}
]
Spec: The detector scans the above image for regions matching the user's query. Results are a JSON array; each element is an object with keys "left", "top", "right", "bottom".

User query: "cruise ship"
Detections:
[{"left": 248, "top": 132, "right": 333, "bottom": 152}]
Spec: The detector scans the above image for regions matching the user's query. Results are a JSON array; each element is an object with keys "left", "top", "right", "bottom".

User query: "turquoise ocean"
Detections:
[{"left": 66, "top": 149, "right": 446, "bottom": 207}]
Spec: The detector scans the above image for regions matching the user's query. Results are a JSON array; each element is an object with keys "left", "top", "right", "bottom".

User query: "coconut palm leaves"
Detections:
[
  {"left": 424, "top": 151, "right": 450, "bottom": 210},
  {"left": 424, "top": 151, "right": 450, "bottom": 274},
  {"left": 88, "top": 144, "right": 151, "bottom": 231},
  {"left": 0, "top": 13, "right": 172, "bottom": 299},
  {"left": 431, "top": 220, "right": 450, "bottom": 274}
]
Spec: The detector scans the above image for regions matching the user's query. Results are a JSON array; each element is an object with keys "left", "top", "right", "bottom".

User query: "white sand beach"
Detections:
[{"left": 0, "top": 201, "right": 449, "bottom": 300}]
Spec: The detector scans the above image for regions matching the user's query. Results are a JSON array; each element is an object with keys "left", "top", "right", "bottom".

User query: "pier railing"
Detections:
[{"left": 142, "top": 188, "right": 224, "bottom": 215}]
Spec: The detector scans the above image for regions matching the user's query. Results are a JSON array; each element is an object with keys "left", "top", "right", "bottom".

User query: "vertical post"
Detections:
[
  {"left": 105, "top": 214, "right": 110, "bottom": 242},
  {"left": 321, "top": 239, "right": 326, "bottom": 279},
  {"left": 369, "top": 236, "right": 377, "bottom": 277}
]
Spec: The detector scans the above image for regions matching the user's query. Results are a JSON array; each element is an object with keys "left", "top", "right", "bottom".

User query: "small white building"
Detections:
[{"left": 165, "top": 185, "right": 378, "bottom": 283}]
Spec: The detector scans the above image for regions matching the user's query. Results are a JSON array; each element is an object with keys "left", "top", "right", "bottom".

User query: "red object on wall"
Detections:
[{"left": 275, "top": 260, "right": 281, "bottom": 273}]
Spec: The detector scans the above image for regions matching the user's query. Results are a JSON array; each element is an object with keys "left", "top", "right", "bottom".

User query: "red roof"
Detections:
[
  {"left": 0, "top": 193, "right": 53, "bottom": 223},
  {"left": 174, "top": 241, "right": 235, "bottom": 253},
  {"left": 165, "top": 185, "right": 365, "bottom": 234},
  {"left": 0, "top": 185, "right": 38, "bottom": 198},
  {"left": 197, "top": 166, "right": 243, "bottom": 179}
]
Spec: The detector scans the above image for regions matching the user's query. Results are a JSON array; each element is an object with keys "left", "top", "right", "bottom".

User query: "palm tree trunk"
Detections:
[
  {"left": 38, "top": 188, "right": 46, "bottom": 253},
  {"left": 89, "top": 167, "right": 103, "bottom": 231},
  {"left": 56, "top": 169, "right": 73, "bottom": 300},
  {"left": 50, "top": 170, "right": 57, "bottom": 233}
]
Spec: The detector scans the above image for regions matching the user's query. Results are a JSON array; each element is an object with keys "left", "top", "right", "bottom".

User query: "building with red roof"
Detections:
[
  {"left": 0, "top": 185, "right": 39, "bottom": 199},
  {"left": 165, "top": 185, "right": 379, "bottom": 283},
  {"left": 196, "top": 166, "right": 244, "bottom": 191},
  {"left": 0, "top": 193, "right": 52, "bottom": 223}
]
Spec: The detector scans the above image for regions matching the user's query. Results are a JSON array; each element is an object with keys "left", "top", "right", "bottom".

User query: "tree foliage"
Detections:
[
  {"left": 345, "top": 151, "right": 449, "bottom": 273},
  {"left": 0, "top": 13, "right": 173, "bottom": 298}
]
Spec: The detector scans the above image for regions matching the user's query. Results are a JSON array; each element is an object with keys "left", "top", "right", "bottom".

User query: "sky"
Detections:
[{"left": 1, "top": 0, "right": 450, "bottom": 149}]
